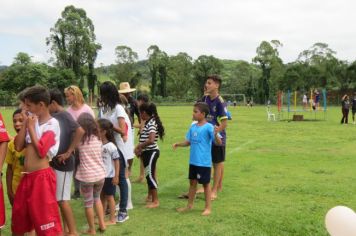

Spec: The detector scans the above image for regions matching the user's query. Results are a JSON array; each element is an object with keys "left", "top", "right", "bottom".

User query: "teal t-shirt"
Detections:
[{"left": 186, "top": 122, "right": 214, "bottom": 167}]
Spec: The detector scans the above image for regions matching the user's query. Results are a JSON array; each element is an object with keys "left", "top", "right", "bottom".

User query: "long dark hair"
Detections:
[
  {"left": 99, "top": 81, "right": 121, "bottom": 110},
  {"left": 97, "top": 119, "right": 116, "bottom": 146},
  {"left": 77, "top": 113, "right": 99, "bottom": 144},
  {"left": 139, "top": 102, "right": 165, "bottom": 140}
]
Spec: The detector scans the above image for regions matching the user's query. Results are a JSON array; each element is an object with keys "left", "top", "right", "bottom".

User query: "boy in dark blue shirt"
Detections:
[{"left": 202, "top": 75, "right": 227, "bottom": 200}]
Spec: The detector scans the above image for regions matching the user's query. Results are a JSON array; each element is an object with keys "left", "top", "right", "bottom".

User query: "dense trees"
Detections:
[
  {"left": 147, "top": 45, "right": 169, "bottom": 97},
  {"left": 1, "top": 5, "right": 356, "bottom": 105},
  {"left": 253, "top": 40, "right": 284, "bottom": 103},
  {"left": 46, "top": 5, "right": 101, "bottom": 96},
  {"left": 0, "top": 52, "right": 76, "bottom": 105},
  {"left": 166, "top": 52, "right": 193, "bottom": 99},
  {"left": 114, "top": 45, "right": 139, "bottom": 86}
]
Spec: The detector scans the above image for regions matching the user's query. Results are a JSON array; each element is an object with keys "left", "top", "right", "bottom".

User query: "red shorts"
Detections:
[
  {"left": 12, "top": 168, "right": 62, "bottom": 235},
  {"left": 0, "top": 183, "right": 5, "bottom": 229}
]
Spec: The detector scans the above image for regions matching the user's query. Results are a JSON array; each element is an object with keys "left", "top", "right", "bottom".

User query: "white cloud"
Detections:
[{"left": 1, "top": 0, "right": 356, "bottom": 66}]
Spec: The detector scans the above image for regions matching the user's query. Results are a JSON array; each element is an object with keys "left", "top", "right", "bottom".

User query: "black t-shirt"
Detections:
[
  {"left": 127, "top": 96, "right": 140, "bottom": 126},
  {"left": 352, "top": 98, "right": 356, "bottom": 110},
  {"left": 50, "top": 111, "right": 79, "bottom": 171}
]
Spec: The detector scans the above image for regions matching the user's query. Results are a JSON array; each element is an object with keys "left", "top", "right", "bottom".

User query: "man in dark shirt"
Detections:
[
  {"left": 119, "top": 82, "right": 140, "bottom": 127},
  {"left": 202, "top": 75, "right": 228, "bottom": 200},
  {"left": 49, "top": 89, "right": 84, "bottom": 236}
]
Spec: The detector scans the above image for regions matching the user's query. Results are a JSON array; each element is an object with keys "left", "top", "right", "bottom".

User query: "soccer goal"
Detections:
[{"left": 221, "top": 94, "right": 246, "bottom": 106}]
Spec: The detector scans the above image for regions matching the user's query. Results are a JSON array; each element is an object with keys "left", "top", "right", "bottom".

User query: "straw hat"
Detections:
[{"left": 118, "top": 82, "right": 136, "bottom": 93}]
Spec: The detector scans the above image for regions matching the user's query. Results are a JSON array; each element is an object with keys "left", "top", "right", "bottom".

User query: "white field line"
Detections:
[
  {"left": 227, "top": 140, "right": 254, "bottom": 155},
  {"left": 158, "top": 140, "right": 254, "bottom": 191}
]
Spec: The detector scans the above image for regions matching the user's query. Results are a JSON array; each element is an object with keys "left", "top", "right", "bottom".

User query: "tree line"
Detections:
[{"left": 1, "top": 5, "right": 356, "bottom": 105}]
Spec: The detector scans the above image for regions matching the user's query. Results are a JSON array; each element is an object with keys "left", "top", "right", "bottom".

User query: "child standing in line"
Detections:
[
  {"left": 0, "top": 111, "right": 10, "bottom": 233},
  {"left": 76, "top": 113, "right": 106, "bottom": 234},
  {"left": 97, "top": 119, "right": 120, "bottom": 225},
  {"left": 134, "top": 103, "right": 165, "bottom": 208},
  {"left": 6, "top": 109, "right": 36, "bottom": 236},
  {"left": 13, "top": 85, "right": 62, "bottom": 235},
  {"left": 6, "top": 109, "right": 25, "bottom": 206},
  {"left": 173, "top": 102, "right": 222, "bottom": 216},
  {"left": 49, "top": 89, "right": 85, "bottom": 236},
  {"left": 133, "top": 94, "right": 150, "bottom": 184}
]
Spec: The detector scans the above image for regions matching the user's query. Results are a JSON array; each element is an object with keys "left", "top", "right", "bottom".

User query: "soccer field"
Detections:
[{"left": 1, "top": 105, "right": 355, "bottom": 235}]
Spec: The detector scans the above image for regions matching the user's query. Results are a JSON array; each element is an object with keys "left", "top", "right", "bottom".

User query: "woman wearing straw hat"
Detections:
[{"left": 119, "top": 82, "right": 140, "bottom": 176}]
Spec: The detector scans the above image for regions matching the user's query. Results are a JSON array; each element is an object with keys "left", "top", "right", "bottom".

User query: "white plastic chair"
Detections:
[{"left": 266, "top": 107, "right": 276, "bottom": 121}]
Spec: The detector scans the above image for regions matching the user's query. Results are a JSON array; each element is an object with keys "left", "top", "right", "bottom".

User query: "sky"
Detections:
[{"left": 1, "top": 0, "right": 356, "bottom": 66}]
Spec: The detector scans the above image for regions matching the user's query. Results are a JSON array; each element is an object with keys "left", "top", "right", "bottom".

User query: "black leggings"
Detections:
[
  {"left": 341, "top": 108, "right": 349, "bottom": 124},
  {"left": 142, "top": 149, "right": 160, "bottom": 189}
]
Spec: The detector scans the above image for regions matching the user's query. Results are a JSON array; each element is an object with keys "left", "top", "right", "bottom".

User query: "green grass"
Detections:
[{"left": 1, "top": 105, "right": 355, "bottom": 235}]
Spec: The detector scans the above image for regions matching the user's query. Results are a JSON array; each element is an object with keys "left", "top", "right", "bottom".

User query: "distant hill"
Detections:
[{"left": 0, "top": 65, "right": 8, "bottom": 73}]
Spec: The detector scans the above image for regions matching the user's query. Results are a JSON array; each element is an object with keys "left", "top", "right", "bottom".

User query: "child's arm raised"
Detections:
[
  {"left": 28, "top": 115, "right": 55, "bottom": 159},
  {"left": 172, "top": 140, "right": 190, "bottom": 150},
  {"left": 14, "top": 111, "right": 27, "bottom": 152}
]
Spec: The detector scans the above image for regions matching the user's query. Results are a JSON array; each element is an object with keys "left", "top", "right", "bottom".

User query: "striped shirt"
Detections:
[
  {"left": 139, "top": 117, "right": 159, "bottom": 151},
  {"left": 76, "top": 135, "right": 106, "bottom": 183}
]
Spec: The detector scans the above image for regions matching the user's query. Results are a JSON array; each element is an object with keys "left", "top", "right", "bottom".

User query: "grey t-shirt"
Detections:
[{"left": 50, "top": 111, "right": 79, "bottom": 172}]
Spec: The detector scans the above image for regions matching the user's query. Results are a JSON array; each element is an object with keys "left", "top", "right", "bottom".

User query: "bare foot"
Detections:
[
  {"left": 80, "top": 230, "right": 96, "bottom": 235},
  {"left": 146, "top": 202, "right": 159, "bottom": 208},
  {"left": 178, "top": 193, "right": 189, "bottom": 199},
  {"left": 65, "top": 232, "right": 79, "bottom": 236},
  {"left": 133, "top": 177, "right": 145, "bottom": 183},
  {"left": 145, "top": 195, "right": 152, "bottom": 202},
  {"left": 176, "top": 206, "right": 192, "bottom": 212},
  {"left": 105, "top": 220, "right": 116, "bottom": 226},
  {"left": 201, "top": 208, "right": 211, "bottom": 216},
  {"left": 196, "top": 188, "right": 204, "bottom": 194},
  {"left": 211, "top": 192, "right": 217, "bottom": 201}
]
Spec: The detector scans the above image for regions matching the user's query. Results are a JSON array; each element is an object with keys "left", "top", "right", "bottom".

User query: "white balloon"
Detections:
[{"left": 325, "top": 206, "right": 356, "bottom": 236}]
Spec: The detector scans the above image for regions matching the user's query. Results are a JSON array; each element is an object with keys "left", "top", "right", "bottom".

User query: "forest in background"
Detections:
[{"left": 1, "top": 5, "right": 356, "bottom": 106}]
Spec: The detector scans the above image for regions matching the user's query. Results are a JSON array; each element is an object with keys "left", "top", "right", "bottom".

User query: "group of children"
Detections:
[{"left": 0, "top": 74, "right": 228, "bottom": 235}]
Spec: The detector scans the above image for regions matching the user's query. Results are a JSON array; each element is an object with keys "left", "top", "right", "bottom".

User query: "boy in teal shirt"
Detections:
[{"left": 173, "top": 102, "right": 221, "bottom": 216}]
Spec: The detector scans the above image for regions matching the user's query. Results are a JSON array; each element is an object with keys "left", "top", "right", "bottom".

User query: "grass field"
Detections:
[{"left": 1, "top": 105, "right": 355, "bottom": 235}]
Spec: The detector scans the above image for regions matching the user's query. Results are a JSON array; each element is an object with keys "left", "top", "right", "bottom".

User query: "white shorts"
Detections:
[
  {"left": 125, "top": 129, "right": 135, "bottom": 161},
  {"left": 55, "top": 169, "right": 73, "bottom": 201}
]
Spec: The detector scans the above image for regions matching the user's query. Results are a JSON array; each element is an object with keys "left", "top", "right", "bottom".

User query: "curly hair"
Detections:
[{"left": 64, "top": 85, "right": 85, "bottom": 105}]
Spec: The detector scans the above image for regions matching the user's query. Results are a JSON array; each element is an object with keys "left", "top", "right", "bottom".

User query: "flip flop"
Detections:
[{"left": 178, "top": 193, "right": 189, "bottom": 199}]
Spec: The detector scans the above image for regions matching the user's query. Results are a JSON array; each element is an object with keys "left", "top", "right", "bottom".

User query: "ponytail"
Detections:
[
  {"left": 139, "top": 102, "right": 165, "bottom": 140},
  {"left": 97, "top": 119, "right": 117, "bottom": 146}
]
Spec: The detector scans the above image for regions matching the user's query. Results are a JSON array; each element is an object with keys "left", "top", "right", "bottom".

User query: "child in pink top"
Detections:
[{"left": 76, "top": 113, "right": 106, "bottom": 234}]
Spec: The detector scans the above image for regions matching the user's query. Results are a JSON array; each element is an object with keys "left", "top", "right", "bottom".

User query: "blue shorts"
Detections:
[
  {"left": 189, "top": 164, "right": 211, "bottom": 184},
  {"left": 103, "top": 178, "right": 116, "bottom": 196}
]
